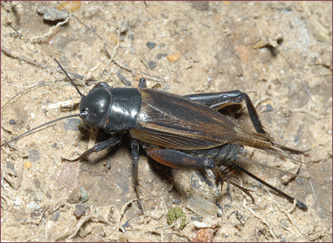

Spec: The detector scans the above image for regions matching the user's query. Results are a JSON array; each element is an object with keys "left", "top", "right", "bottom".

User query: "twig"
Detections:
[
  {"left": 14, "top": 160, "right": 24, "bottom": 190},
  {"left": 289, "top": 108, "right": 324, "bottom": 119},
  {"left": 139, "top": 71, "right": 166, "bottom": 83},
  {"left": 278, "top": 51, "right": 313, "bottom": 102},
  {"left": 244, "top": 205, "right": 278, "bottom": 241},
  {"left": 100, "top": 21, "right": 122, "bottom": 81},
  {"left": 2, "top": 82, "right": 44, "bottom": 109},
  {"left": 279, "top": 222, "right": 301, "bottom": 239},
  {"left": 112, "top": 59, "right": 133, "bottom": 72},
  {"left": 1, "top": 193, "right": 10, "bottom": 209},
  {"left": 116, "top": 198, "right": 138, "bottom": 233},
  {"left": 117, "top": 71, "right": 132, "bottom": 86},
  {"left": 64, "top": 215, "right": 110, "bottom": 241},
  {"left": 31, "top": 14, "right": 71, "bottom": 43},
  {"left": 82, "top": 61, "right": 102, "bottom": 83},
  {"left": 56, "top": 1, "right": 114, "bottom": 48},
  {"left": 109, "top": 22, "right": 122, "bottom": 63},
  {"left": 309, "top": 179, "right": 316, "bottom": 207},
  {"left": 273, "top": 200, "right": 308, "bottom": 241},
  {"left": 2, "top": 46, "right": 85, "bottom": 83},
  {"left": 1, "top": 47, "right": 47, "bottom": 68},
  {"left": 254, "top": 97, "right": 271, "bottom": 109},
  {"left": 103, "top": 53, "right": 166, "bottom": 84}
]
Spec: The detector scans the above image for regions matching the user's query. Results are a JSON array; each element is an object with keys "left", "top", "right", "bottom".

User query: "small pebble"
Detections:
[
  {"left": 262, "top": 104, "right": 273, "bottom": 112},
  {"left": 9, "top": 119, "right": 16, "bottom": 124},
  {"left": 74, "top": 204, "right": 88, "bottom": 217},
  {"left": 51, "top": 210, "right": 61, "bottom": 221},
  {"left": 14, "top": 198, "right": 21, "bottom": 206},
  {"left": 122, "top": 220, "right": 131, "bottom": 230},
  {"left": 39, "top": 7, "right": 69, "bottom": 23},
  {"left": 36, "top": 6, "right": 46, "bottom": 15},
  {"left": 191, "top": 215, "right": 203, "bottom": 221},
  {"left": 193, "top": 229, "right": 214, "bottom": 242},
  {"left": 28, "top": 201, "right": 40, "bottom": 210},
  {"left": 128, "top": 32, "right": 135, "bottom": 40},
  {"left": 193, "top": 221, "right": 209, "bottom": 229},
  {"left": 57, "top": 1, "right": 81, "bottom": 13},
  {"left": 31, "top": 208, "right": 43, "bottom": 219},
  {"left": 146, "top": 42, "right": 156, "bottom": 49},
  {"left": 79, "top": 187, "right": 89, "bottom": 203},
  {"left": 147, "top": 61, "right": 157, "bottom": 70},
  {"left": 167, "top": 53, "right": 181, "bottom": 62},
  {"left": 33, "top": 178, "right": 41, "bottom": 189},
  {"left": 67, "top": 187, "right": 80, "bottom": 204},
  {"left": 119, "top": 20, "right": 129, "bottom": 34},
  {"left": 24, "top": 161, "right": 32, "bottom": 169},
  {"left": 156, "top": 53, "right": 167, "bottom": 59}
]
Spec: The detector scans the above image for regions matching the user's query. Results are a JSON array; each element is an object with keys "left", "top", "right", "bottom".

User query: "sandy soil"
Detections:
[{"left": 1, "top": 1, "right": 332, "bottom": 242}]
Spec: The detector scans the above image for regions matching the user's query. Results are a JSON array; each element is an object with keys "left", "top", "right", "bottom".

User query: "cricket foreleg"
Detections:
[
  {"left": 130, "top": 139, "right": 144, "bottom": 214},
  {"left": 62, "top": 136, "right": 122, "bottom": 162}
]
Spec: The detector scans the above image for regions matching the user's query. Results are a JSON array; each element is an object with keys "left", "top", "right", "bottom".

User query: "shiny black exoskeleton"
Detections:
[
  {"left": 2, "top": 59, "right": 308, "bottom": 214},
  {"left": 79, "top": 82, "right": 141, "bottom": 133},
  {"left": 72, "top": 77, "right": 307, "bottom": 212}
]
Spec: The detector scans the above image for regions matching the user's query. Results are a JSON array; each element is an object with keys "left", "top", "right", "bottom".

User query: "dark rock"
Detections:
[
  {"left": 147, "top": 61, "right": 157, "bottom": 70},
  {"left": 74, "top": 204, "right": 88, "bottom": 218},
  {"left": 38, "top": 7, "right": 69, "bottom": 23},
  {"left": 9, "top": 119, "right": 16, "bottom": 124},
  {"left": 156, "top": 53, "right": 168, "bottom": 59},
  {"left": 51, "top": 210, "right": 61, "bottom": 221},
  {"left": 146, "top": 42, "right": 156, "bottom": 49},
  {"left": 67, "top": 187, "right": 80, "bottom": 204}
]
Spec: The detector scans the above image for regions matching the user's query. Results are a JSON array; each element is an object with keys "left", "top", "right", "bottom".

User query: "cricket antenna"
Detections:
[
  {"left": 54, "top": 58, "right": 84, "bottom": 97},
  {"left": 1, "top": 114, "right": 80, "bottom": 147}
]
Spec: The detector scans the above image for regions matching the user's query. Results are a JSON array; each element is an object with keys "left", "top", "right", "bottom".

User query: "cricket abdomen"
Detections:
[{"left": 182, "top": 144, "right": 245, "bottom": 168}]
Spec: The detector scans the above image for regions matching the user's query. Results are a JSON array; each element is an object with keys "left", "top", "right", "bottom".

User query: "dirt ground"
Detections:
[{"left": 1, "top": 1, "right": 332, "bottom": 242}]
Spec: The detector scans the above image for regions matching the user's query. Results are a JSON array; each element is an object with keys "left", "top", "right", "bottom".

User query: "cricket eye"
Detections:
[{"left": 80, "top": 108, "right": 99, "bottom": 126}]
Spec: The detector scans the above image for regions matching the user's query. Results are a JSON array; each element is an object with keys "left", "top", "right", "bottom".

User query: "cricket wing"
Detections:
[
  {"left": 130, "top": 89, "right": 304, "bottom": 159},
  {"left": 130, "top": 89, "right": 241, "bottom": 150}
]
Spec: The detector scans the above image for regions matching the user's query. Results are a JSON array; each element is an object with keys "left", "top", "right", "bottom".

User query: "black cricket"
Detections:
[{"left": 2, "top": 59, "right": 308, "bottom": 213}]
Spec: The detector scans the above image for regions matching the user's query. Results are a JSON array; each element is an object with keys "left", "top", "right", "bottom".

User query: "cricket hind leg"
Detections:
[
  {"left": 146, "top": 147, "right": 226, "bottom": 185},
  {"left": 184, "top": 90, "right": 267, "bottom": 135},
  {"left": 233, "top": 161, "right": 308, "bottom": 210},
  {"left": 146, "top": 147, "right": 255, "bottom": 204},
  {"left": 217, "top": 164, "right": 255, "bottom": 204}
]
